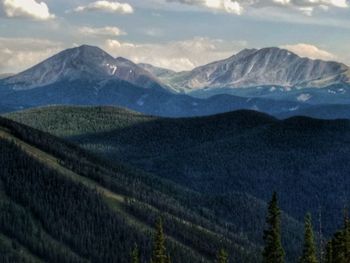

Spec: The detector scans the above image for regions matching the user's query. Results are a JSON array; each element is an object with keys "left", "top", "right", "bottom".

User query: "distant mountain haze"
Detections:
[
  {"left": 0, "top": 73, "right": 14, "bottom": 79},
  {"left": 3, "top": 45, "right": 165, "bottom": 91},
  {"left": 152, "top": 47, "right": 350, "bottom": 91},
  {"left": 0, "top": 45, "right": 349, "bottom": 119}
]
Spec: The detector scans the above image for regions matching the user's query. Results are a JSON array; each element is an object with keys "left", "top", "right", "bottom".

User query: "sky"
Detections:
[{"left": 0, "top": 0, "right": 349, "bottom": 74}]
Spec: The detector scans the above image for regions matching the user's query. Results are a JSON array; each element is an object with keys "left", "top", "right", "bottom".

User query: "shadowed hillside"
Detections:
[
  {"left": 8, "top": 105, "right": 350, "bottom": 262},
  {"left": 1, "top": 115, "right": 293, "bottom": 263},
  {"left": 7, "top": 106, "right": 350, "bottom": 240}
]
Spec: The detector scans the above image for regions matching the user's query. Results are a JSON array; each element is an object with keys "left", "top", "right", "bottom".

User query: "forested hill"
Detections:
[
  {"left": 0, "top": 115, "right": 276, "bottom": 263},
  {"left": 6, "top": 106, "right": 350, "bottom": 259}
]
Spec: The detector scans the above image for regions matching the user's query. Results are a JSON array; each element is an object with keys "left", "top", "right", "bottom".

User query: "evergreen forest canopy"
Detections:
[{"left": 2, "top": 106, "right": 350, "bottom": 262}]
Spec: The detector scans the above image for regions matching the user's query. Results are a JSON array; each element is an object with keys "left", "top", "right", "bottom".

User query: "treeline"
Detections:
[{"left": 138, "top": 192, "right": 349, "bottom": 263}]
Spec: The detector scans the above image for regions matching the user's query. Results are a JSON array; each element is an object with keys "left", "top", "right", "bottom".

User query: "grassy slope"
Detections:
[{"left": 0, "top": 115, "right": 267, "bottom": 262}]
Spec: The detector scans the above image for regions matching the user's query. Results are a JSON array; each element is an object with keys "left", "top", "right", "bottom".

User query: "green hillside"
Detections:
[
  {"left": 7, "top": 106, "right": 350, "bottom": 248},
  {"left": 0, "top": 115, "right": 276, "bottom": 262}
]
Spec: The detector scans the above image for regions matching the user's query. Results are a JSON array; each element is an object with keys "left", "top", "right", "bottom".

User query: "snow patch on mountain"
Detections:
[
  {"left": 297, "top": 94, "right": 312, "bottom": 102},
  {"left": 3, "top": 45, "right": 164, "bottom": 91},
  {"left": 160, "top": 47, "right": 350, "bottom": 92}
]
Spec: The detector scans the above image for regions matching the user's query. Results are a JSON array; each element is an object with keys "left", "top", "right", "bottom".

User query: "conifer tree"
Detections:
[
  {"left": 131, "top": 244, "right": 140, "bottom": 263},
  {"left": 325, "top": 211, "right": 350, "bottom": 263},
  {"left": 344, "top": 215, "right": 350, "bottom": 262},
  {"left": 151, "top": 217, "right": 168, "bottom": 263},
  {"left": 299, "top": 213, "right": 318, "bottom": 263},
  {"left": 333, "top": 213, "right": 350, "bottom": 263},
  {"left": 216, "top": 248, "right": 229, "bottom": 263},
  {"left": 325, "top": 241, "right": 333, "bottom": 263},
  {"left": 262, "top": 192, "right": 285, "bottom": 263}
]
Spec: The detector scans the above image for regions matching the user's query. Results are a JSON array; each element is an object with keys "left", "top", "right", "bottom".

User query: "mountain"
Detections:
[
  {"left": 2, "top": 45, "right": 164, "bottom": 90},
  {"left": 0, "top": 114, "right": 276, "bottom": 263},
  {"left": 0, "top": 79, "right": 306, "bottom": 117},
  {"left": 0, "top": 45, "right": 349, "bottom": 119},
  {"left": 278, "top": 104, "right": 350, "bottom": 119},
  {"left": 161, "top": 47, "right": 350, "bottom": 92},
  {"left": 8, "top": 106, "right": 350, "bottom": 244},
  {"left": 0, "top": 45, "right": 306, "bottom": 117},
  {"left": 0, "top": 73, "right": 14, "bottom": 79},
  {"left": 189, "top": 83, "right": 350, "bottom": 106}
]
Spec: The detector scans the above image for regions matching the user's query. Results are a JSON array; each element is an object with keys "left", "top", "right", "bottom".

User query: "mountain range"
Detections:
[
  {"left": 0, "top": 44, "right": 349, "bottom": 118},
  {"left": 2, "top": 43, "right": 350, "bottom": 262}
]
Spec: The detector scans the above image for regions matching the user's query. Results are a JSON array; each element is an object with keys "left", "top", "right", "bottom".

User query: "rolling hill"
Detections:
[
  {"left": 1, "top": 114, "right": 308, "bottom": 262},
  {"left": 7, "top": 106, "right": 350, "bottom": 247}
]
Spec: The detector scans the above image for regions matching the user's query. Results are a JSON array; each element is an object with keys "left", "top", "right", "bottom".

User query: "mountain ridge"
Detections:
[
  {"left": 3, "top": 45, "right": 165, "bottom": 91},
  {"left": 0, "top": 44, "right": 349, "bottom": 119},
  {"left": 161, "top": 47, "right": 350, "bottom": 91},
  {"left": 3, "top": 45, "right": 349, "bottom": 92}
]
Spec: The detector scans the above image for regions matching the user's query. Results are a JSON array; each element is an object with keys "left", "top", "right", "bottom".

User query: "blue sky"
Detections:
[{"left": 0, "top": 0, "right": 349, "bottom": 73}]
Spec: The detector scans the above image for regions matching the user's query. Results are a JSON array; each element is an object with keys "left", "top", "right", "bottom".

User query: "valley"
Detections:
[{"left": 2, "top": 1, "right": 350, "bottom": 261}]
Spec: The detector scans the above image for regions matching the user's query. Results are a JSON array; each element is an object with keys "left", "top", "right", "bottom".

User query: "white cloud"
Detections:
[
  {"left": 166, "top": 0, "right": 243, "bottom": 14},
  {"left": 0, "top": 37, "right": 62, "bottom": 73},
  {"left": 78, "top": 26, "right": 126, "bottom": 37},
  {"left": 1, "top": 0, "right": 55, "bottom": 20},
  {"left": 73, "top": 1, "right": 134, "bottom": 14},
  {"left": 104, "top": 37, "right": 246, "bottom": 71},
  {"left": 281, "top": 43, "right": 337, "bottom": 61},
  {"left": 166, "top": 0, "right": 348, "bottom": 15},
  {"left": 203, "top": 0, "right": 243, "bottom": 14}
]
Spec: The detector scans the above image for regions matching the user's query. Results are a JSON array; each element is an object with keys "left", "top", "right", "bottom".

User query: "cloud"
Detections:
[
  {"left": 166, "top": 0, "right": 243, "bottom": 14},
  {"left": 281, "top": 43, "right": 337, "bottom": 61},
  {"left": 104, "top": 37, "right": 246, "bottom": 71},
  {"left": 73, "top": 1, "right": 134, "bottom": 14},
  {"left": 165, "top": 0, "right": 348, "bottom": 15},
  {"left": 1, "top": 0, "right": 55, "bottom": 20},
  {"left": 0, "top": 37, "right": 62, "bottom": 73},
  {"left": 78, "top": 26, "right": 126, "bottom": 37}
]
